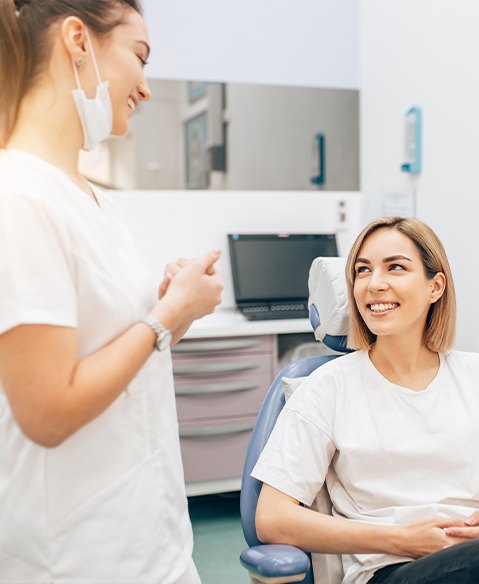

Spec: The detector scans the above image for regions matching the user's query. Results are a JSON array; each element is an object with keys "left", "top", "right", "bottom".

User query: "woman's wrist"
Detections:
[
  {"left": 381, "top": 524, "right": 407, "bottom": 556},
  {"left": 149, "top": 296, "right": 187, "bottom": 333}
]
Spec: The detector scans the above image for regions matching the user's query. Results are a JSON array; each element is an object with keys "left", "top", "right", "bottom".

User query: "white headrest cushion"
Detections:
[{"left": 308, "top": 257, "right": 349, "bottom": 342}]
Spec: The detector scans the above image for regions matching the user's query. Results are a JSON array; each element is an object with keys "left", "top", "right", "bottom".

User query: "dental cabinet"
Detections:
[{"left": 172, "top": 310, "right": 314, "bottom": 496}]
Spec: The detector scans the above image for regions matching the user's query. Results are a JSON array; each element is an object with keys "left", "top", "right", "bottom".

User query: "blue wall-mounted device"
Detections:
[
  {"left": 311, "top": 133, "right": 325, "bottom": 185},
  {"left": 401, "top": 106, "right": 422, "bottom": 174}
]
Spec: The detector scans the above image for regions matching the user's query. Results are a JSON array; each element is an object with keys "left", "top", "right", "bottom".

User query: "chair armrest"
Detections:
[{"left": 240, "top": 544, "right": 310, "bottom": 583}]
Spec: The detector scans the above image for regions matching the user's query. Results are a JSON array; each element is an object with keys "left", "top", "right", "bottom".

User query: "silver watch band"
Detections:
[{"left": 142, "top": 315, "right": 172, "bottom": 351}]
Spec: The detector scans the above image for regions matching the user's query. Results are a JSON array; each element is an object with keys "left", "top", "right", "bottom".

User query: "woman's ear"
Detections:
[
  {"left": 430, "top": 272, "right": 446, "bottom": 304},
  {"left": 60, "top": 16, "right": 88, "bottom": 61}
]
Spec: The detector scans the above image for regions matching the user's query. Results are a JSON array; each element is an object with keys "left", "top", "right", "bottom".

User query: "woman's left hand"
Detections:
[
  {"left": 158, "top": 256, "right": 218, "bottom": 298},
  {"left": 443, "top": 511, "right": 479, "bottom": 539}
]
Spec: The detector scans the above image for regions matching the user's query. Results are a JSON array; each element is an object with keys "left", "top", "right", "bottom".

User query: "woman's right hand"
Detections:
[
  {"left": 155, "top": 248, "right": 223, "bottom": 324},
  {"left": 396, "top": 518, "right": 469, "bottom": 558}
]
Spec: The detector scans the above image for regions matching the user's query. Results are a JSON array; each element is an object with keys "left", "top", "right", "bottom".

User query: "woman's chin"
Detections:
[{"left": 110, "top": 119, "right": 129, "bottom": 137}]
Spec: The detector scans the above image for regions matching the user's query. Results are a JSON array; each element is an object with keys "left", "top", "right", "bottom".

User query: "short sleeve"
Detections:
[
  {"left": 0, "top": 192, "right": 77, "bottom": 334},
  {"left": 251, "top": 399, "right": 336, "bottom": 507}
]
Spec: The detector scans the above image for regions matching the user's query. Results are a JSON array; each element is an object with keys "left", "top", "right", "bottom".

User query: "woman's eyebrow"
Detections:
[
  {"left": 136, "top": 40, "right": 150, "bottom": 59},
  {"left": 355, "top": 254, "right": 412, "bottom": 265},
  {"left": 383, "top": 255, "right": 412, "bottom": 262}
]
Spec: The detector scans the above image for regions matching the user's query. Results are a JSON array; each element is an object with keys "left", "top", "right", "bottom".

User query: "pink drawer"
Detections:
[
  {"left": 175, "top": 371, "right": 272, "bottom": 421},
  {"left": 172, "top": 335, "right": 276, "bottom": 358},
  {"left": 179, "top": 416, "right": 256, "bottom": 483},
  {"left": 173, "top": 354, "right": 271, "bottom": 383},
  {"left": 172, "top": 351, "right": 274, "bottom": 381}
]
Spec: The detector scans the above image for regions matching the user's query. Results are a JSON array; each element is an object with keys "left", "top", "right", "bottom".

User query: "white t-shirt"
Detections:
[
  {"left": 0, "top": 149, "right": 195, "bottom": 583},
  {"left": 252, "top": 349, "right": 479, "bottom": 584}
]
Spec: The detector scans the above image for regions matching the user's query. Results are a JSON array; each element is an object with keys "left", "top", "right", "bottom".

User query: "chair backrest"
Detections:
[
  {"left": 240, "top": 354, "right": 340, "bottom": 548},
  {"left": 308, "top": 256, "right": 351, "bottom": 353}
]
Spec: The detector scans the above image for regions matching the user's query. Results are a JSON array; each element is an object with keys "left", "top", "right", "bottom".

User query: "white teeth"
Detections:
[
  {"left": 370, "top": 303, "right": 397, "bottom": 312},
  {"left": 127, "top": 97, "right": 136, "bottom": 111}
]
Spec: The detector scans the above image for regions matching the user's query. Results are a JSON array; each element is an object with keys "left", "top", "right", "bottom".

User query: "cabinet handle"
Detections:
[
  {"left": 176, "top": 382, "right": 260, "bottom": 396},
  {"left": 173, "top": 338, "right": 262, "bottom": 353},
  {"left": 173, "top": 361, "right": 260, "bottom": 375},
  {"left": 180, "top": 421, "right": 255, "bottom": 437}
]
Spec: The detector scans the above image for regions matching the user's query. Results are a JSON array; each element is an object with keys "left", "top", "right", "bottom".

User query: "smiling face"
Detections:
[
  {"left": 353, "top": 227, "right": 445, "bottom": 344},
  {"left": 94, "top": 8, "right": 151, "bottom": 135}
]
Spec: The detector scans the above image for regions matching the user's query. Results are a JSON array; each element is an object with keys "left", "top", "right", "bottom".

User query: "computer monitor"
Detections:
[{"left": 228, "top": 233, "right": 338, "bottom": 320}]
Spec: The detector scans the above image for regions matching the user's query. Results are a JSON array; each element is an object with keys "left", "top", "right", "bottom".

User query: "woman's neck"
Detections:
[
  {"left": 7, "top": 85, "right": 84, "bottom": 184},
  {"left": 369, "top": 337, "right": 440, "bottom": 391}
]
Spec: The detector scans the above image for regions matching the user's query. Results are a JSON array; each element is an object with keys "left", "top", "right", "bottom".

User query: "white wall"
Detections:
[
  {"left": 113, "top": 190, "right": 362, "bottom": 308},
  {"left": 141, "top": 0, "right": 359, "bottom": 89},
  {"left": 360, "top": 0, "right": 479, "bottom": 350}
]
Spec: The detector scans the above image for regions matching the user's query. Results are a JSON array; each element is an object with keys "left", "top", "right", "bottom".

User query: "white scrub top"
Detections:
[{"left": 0, "top": 149, "right": 195, "bottom": 583}]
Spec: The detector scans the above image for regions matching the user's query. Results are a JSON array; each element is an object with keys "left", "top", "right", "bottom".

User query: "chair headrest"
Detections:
[{"left": 308, "top": 257, "right": 352, "bottom": 353}]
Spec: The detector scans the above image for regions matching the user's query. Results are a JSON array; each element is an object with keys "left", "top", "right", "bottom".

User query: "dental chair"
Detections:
[{"left": 239, "top": 257, "right": 350, "bottom": 584}]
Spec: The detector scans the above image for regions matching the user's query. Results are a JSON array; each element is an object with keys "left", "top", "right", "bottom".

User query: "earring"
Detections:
[{"left": 75, "top": 58, "right": 86, "bottom": 69}]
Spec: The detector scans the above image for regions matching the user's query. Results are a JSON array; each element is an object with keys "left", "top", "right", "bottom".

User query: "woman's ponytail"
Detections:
[{"left": 0, "top": 0, "right": 32, "bottom": 147}]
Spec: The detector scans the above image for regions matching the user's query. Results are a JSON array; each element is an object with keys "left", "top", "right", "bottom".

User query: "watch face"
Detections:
[{"left": 157, "top": 330, "right": 172, "bottom": 351}]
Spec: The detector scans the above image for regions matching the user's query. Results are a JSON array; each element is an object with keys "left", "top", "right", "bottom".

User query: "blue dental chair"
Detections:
[{"left": 239, "top": 257, "right": 350, "bottom": 584}]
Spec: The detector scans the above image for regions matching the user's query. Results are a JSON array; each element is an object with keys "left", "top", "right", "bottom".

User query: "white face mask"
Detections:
[{"left": 71, "top": 29, "right": 113, "bottom": 152}]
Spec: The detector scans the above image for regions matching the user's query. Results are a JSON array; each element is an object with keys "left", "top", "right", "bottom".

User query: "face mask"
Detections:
[{"left": 71, "top": 29, "right": 113, "bottom": 152}]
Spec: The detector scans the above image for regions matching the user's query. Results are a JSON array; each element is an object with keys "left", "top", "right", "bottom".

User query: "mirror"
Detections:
[{"left": 80, "top": 79, "right": 359, "bottom": 191}]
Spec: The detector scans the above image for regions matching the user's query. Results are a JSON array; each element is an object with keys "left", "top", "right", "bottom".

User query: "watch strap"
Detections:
[{"left": 142, "top": 315, "right": 171, "bottom": 351}]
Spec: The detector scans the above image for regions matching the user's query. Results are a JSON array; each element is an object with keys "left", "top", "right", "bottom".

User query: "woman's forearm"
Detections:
[
  {"left": 1, "top": 254, "right": 223, "bottom": 447},
  {"left": 52, "top": 297, "right": 190, "bottom": 443},
  {"left": 257, "top": 492, "right": 402, "bottom": 555},
  {"left": 0, "top": 298, "right": 186, "bottom": 447},
  {"left": 256, "top": 485, "right": 466, "bottom": 558}
]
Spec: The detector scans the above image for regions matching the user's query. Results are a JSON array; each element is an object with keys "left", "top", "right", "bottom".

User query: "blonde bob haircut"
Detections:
[{"left": 345, "top": 216, "right": 456, "bottom": 352}]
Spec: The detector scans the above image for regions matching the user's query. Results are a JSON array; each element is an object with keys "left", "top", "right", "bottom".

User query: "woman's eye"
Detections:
[
  {"left": 356, "top": 266, "right": 370, "bottom": 274},
  {"left": 138, "top": 56, "right": 149, "bottom": 67},
  {"left": 389, "top": 263, "right": 404, "bottom": 271}
]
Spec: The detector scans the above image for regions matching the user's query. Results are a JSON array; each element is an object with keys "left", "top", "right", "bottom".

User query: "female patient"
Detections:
[{"left": 253, "top": 216, "right": 479, "bottom": 584}]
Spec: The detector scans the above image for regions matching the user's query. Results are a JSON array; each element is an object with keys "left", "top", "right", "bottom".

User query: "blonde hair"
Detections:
[{"left": 345, "top": 216, "right": 456, "bottom": 351}]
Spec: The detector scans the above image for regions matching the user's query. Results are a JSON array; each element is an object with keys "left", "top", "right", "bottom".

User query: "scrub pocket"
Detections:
[{"left": 49, "top": 447, "right": 183, "bottom": 584}]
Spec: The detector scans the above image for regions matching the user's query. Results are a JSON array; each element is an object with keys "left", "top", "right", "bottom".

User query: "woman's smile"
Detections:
[{"left": 367, "top": 302, "right": 400, "bottom": 315}]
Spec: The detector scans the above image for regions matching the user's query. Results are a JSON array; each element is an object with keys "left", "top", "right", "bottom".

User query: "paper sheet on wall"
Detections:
[{"left": 362, "top": 191, "right": 414, "bottom": 227}]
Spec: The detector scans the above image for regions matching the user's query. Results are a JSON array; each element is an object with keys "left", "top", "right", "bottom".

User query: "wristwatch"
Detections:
[{"left": 142, "top": 315, "right": 172, "bottom": 351}]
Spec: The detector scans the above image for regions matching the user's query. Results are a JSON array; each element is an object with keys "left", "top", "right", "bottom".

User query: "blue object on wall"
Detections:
[
  {"left": 401, "top": 106, "right": 422, "bottom": 174},
  {"left": 311, "top": 133, "right": 325, "bottom": 185}
]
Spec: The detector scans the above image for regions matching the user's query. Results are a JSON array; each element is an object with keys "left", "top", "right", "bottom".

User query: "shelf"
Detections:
[{"left": 184, "top": 308, "right": 312, "bottom": 339}]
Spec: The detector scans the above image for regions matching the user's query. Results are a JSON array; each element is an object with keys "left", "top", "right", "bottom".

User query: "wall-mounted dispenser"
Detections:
[{"left": 401, "top": 106, "right": 422, "bottom": 174}]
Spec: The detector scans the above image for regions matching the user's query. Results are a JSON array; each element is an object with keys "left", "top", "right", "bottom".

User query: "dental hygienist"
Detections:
[{"left": 0, "top": 1, "right": 223, "bottom": 582}]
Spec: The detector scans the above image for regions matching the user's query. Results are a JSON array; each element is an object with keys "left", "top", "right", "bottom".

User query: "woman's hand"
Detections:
[
  {"left": 396, "top": 518, "right": 470, "bottom": 558},
  {"left": 155, "top": 249, "right": 223, "bottom": 324},
  {"left": 158, "top": 254, "right": 217, "bottom": 298},
  {"left": 443, "top": 511, "right": 479, "bottom": 540}
]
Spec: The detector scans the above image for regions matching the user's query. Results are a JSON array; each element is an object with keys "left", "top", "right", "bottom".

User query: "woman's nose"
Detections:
[
  {"left": 368, "top": 270, "right": 388, "bottom": 292},
  {"left": 138, "top": 79, "right": 151, "bottom": 102}
]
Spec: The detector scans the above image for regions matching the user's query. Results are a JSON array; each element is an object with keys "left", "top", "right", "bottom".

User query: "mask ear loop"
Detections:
[{"left": 84, "top": 28, "right": 103, "bottom": 84}]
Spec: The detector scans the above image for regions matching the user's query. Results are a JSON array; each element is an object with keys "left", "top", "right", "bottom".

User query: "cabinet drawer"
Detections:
[
  {"left": 175, "top": 371, "right": 272, "bottom": 421},
  {"left": 179, "top": 416, "right": 256, "bottom": 483},
  {"left": 172, "top": 335, "right": 275, "bottom": 357},
  {"left": 173, "top": 351, "right": 273, "bottom": 379}
]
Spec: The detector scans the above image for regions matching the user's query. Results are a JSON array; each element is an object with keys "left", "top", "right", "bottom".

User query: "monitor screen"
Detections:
[{"left": 228, "top": 233, "right": 338, "bottom": 303}]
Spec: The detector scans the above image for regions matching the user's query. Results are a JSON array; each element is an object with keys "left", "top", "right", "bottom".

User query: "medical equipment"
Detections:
[
  {"left": 228, "top": 234, "right": 338, "bottom": 320},
  {"left": 239, "top": 256, "right": 349, "bottom": 583}
]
